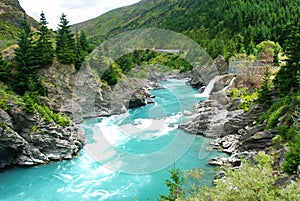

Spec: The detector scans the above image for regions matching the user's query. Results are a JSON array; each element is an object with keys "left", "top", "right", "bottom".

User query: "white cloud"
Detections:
[{"left": 19, "top": 0, "right": 140, "bottom": 30}]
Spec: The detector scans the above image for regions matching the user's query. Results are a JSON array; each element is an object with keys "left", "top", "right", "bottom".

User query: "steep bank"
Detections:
[
  {"left": 39, "top": 62, "right": 175, "bottom": 123},
  {"left": 180, "top": 63, "right": 276, "bottom": 167},
  {"left": 0, "top": 89, "right": 86, "bottom": 169},
  {"left": 0, "top": 61, "right": 159, "bottom": 169}
]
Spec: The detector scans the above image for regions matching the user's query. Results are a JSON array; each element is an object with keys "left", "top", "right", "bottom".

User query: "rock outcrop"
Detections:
[
  {"left": 179, "top": 79, "right": 273, "bottom": 168},
  {"left": 179, "top": 97, "right": 244, "bottom": 138},
  {"left": 207, "top": 104, "right": 275, "bottom": 167},
  {"left": 129, "top": 87, "right": 155, "bottom": 108},
  {"left": 39, "top": 62, "right": 160, "bottom": 122},
  {"left": 0, "top": 96, "right": 86, "bottom": 169},
  {"left": 186, "top": 56, "right": 229, "bottom": 88}
]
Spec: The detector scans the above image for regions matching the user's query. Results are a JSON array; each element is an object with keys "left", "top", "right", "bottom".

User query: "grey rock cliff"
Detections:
[
  {"left": 39, "top": 62, "right": 158, "bottom": 122},
  {"left": 0, "top": 98, "right": 86, "bottom": 169}
]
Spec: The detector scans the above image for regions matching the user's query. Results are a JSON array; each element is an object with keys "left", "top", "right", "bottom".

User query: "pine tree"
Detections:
[
  {"left": 56, "top": 13, "right": 75, "bottom": 64},
  {"left": 13, "top": 17, "right": 36, "bottom": 94},
  {"left": 258, "top": 65, "right": 272, "bottom": 106},
  {"left": 14, "top": 16, "right": 37, "bottom": 73},
  {"left": 13, "top": 17, "right": 45, "bottom": 95},
  {"left": 35, "top": 11, "right": 54, "bottom": 67},
  {"left": 78, "top": 30, "right": 89, "bottom": 52},
  {"left": 75, "top": 30, "right": 89, "bottom": 70},
  {"left": 158, "top": 166, "right": 185, "bottom": 201},
  {"left": 275, "top": 18, "right": 300, "bottom": 95}
]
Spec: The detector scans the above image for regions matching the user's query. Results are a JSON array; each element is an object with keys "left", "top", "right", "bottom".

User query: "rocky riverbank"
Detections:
[
  {"left": 39, "top": 62, "right": 177, "bottom": 123},
  {"left": 180, "top": 71, "right": 278, "bottom": 168},
  {"left": 0, "top": 61, "right": 185, "bottom": 169},
  {"left": 0, "top": 96, "right": 86, "bottom": 169}
]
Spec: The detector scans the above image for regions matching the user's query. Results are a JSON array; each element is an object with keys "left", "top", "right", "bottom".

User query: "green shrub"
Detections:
[
  {"left": 0, "top": 98, "right": 8, "bottom": 111},
  {"left": 276, "top": 125, "right": 290, "bottom": 139},
  {"left": 34, "top": 104, "right": 71, "bottom": 127},
  {"left": 257, "top": 112, "right": 268, "bottom": 125},
  {"left": 0, "top": 120, "right": 8, "bottom": 129},
  {"left": 183, "top": 161, "right": 300, "bottom": 201},
  {"left": 266, "top": 106, "right": 288, "bottom": 129},
  {"left": 23, "top": 93, "right": 36, "bottom": 114},
  {"left": 282, "top": 127, "right": 300, "bottom": 174},
  {"left": 238, "top": 91, "right": 258, "bottom": 112},
  {"left": 231, "top": 88, "right": 240, "bottom": 98}
]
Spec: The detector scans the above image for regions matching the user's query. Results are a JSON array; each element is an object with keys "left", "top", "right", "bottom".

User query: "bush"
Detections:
[
  {"left": 282, "top": 127, "right": 300, "bottom": 174},
  {"left": 182, "top": 160, "right": 300, "bottom": 201},
  {"left": 266, "top": 106, "right": 288, "bottom": 129},
  {"left": 257, "top": 112, "right": 268, "bottom": 125},
  {"left": 23, "top": 92, "right": 36, "bottom": 114},
  {"left": 238, "top": 91, "right": 258, "bottom": 112},
  {"left": 34, "top": 104, "right": 71, "bottom": 127},
  {"left": 0, "top": 120, "right": 8, "bottom": 129}
]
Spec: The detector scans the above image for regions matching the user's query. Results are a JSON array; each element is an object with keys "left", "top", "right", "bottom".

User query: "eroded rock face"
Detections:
[
  {"left": 129, "top": 87, "right": 154, "bottom": 109},
  {"left": 0, "top": 104, "right": 86, "bottom": 169},
  {"left": 179, "top": 98, "right": 244, "bottom": 138},
  {"left": 39, "top": 63, "right": 157, "bottom": 123},
  {"left": 222, "top": 104, "right": 265, "bottom": 136},
  {"left": 186, "top": 57, "right": 229, "bottom": 88}
]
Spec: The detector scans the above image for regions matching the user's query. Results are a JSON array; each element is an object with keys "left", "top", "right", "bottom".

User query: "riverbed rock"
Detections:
[
  {"left": 179, "top": 97, "right": 244, "bottom": 138},
  {"left": 129, "top": 87, "right": 154, "bottom": 108}
]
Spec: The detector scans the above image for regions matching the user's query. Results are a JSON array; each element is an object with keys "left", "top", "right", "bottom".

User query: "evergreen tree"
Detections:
[
  {"left": 13, "top": 17, "right": 36, "bottom": 94},
  {"left": 78, "top": 30, "right": 89, "bottom": 52},
  {"left": 56, "top": 13, "right": 75, "bottom": 64},
  {"left": 258, "top": 65, "right": 272, "bottom": 106},
  {"left": 14, "top": 16, "right": 37, "bottom": 73},
  {"left": 35, "top": 11, "right": 54, "bottom": 67},
  {"left": 275, "top": 18, "right": 300, "bottom": 95},
  {"left": 159, "top": 166, "right": 185, "bottom": 201},
  {"left": 75, "top": 30, "right": 89, "bottom": 70},
  {"left": 13, "top": 17, "right": 45, "bottom": 95}
]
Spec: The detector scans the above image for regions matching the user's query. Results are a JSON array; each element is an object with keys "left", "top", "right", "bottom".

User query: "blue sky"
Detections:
[{"left": 19, "top": 0, "right": 140, "bottom": 29}]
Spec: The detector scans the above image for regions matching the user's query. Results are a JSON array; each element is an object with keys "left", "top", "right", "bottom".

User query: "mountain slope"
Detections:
[
  {"left": 73, "top": 0, "right": 300, "bottom": 58},
  {"left": 0, "top": 0, "right": 39, "bottom": 49}
]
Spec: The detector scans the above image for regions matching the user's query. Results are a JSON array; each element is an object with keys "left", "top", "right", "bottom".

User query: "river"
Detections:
[{"left": 0, "top": 79, "right": 226, "bottom": 201}]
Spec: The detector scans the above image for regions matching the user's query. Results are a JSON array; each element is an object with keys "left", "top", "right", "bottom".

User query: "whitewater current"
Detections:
[{"left": 0, "top": 79, "right": 226, "bottom": 201}]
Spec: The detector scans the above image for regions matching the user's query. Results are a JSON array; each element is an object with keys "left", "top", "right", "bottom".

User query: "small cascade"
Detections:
[
  {"left": 222, "top": 77, "right": 236, "bottom": 91},
  {"left": 195, "top": 76, "right": 220, "bottom": 98}
]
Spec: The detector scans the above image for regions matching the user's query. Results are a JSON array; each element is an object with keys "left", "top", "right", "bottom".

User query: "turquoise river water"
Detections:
[{"left": 0, "top": 79, "right": 226, "bottom": 201}]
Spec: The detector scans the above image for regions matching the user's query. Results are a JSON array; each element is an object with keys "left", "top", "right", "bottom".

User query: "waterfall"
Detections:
[
  {"left": 222, "top": 77, "right": 236, "bottom": 91},
  {"left": 195, "top": 76, "right": 236, "bottom": 98},
  {"left": 195, "top": 76, "right": 219, "bottom": 98}
]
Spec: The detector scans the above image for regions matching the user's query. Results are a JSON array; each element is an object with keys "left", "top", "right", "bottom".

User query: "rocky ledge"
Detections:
[
  {"left": 0, "top": 99, "right": 86, "bottom": 169},
  {"left": 178, "top": 86, "right": 276, "bottom": 168}
]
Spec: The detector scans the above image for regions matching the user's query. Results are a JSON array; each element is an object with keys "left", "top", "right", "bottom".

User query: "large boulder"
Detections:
[
  {"left": 179, "top": 99, "right": 244, "bottom": 138},
  {"left": 129, "top": 87, "right": 154, "bottom": 109}
]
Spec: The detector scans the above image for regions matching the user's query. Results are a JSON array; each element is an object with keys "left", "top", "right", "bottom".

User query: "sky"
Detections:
[{"left": 19, "top": 0, "right": 140, "bottom": 30}]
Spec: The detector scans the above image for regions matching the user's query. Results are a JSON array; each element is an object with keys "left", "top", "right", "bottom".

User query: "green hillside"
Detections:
[
  {"left": 73, "top": 0, "right": 300, "bottom": 58},
  {"left": 0, "top": 0, "right": 39, "bottom": 50}
]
